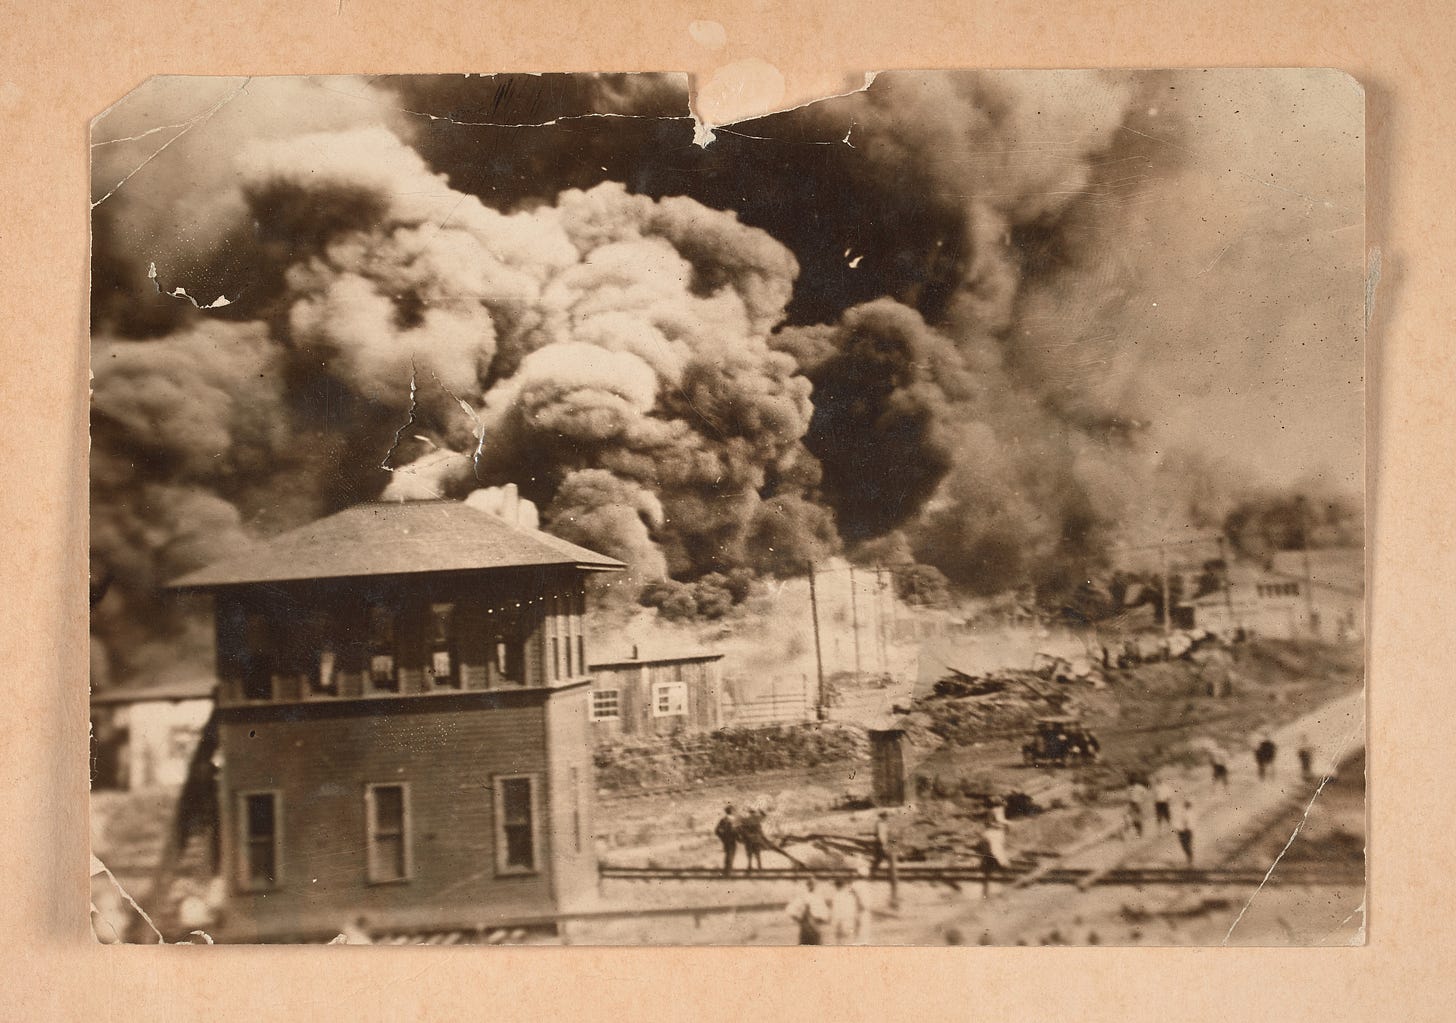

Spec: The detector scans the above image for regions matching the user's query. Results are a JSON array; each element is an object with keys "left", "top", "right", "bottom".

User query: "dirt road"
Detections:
[{"left": 876, "top": 687, "right": 1365, "bottom": 945}]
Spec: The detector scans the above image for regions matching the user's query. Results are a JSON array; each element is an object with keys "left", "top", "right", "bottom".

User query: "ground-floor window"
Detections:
[
  {"left": 238, "top": 790, "right": 280, "bottom": 890},
  {"left": 365, "top": 783, "right": 411, "bottom": 883},
  {"left": 493, "top": 774, "right": 539, "bottom": 874}
]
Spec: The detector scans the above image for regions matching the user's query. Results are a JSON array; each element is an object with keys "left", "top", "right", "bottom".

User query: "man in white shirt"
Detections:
[
  {"left": 786, "top": 878, "right": 831, "bottom": 945},
  {"left": 829, "top": 878, "right": 869, "bottom": 944}
]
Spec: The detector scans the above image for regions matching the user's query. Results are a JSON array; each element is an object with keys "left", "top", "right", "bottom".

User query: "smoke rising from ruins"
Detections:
[{"left": 90, "top": 71, "right": 1363, "bottom": 684}]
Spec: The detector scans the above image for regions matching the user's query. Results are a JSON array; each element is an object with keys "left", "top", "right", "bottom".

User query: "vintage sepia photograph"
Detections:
[{"left": 88, "top": 68, "right": 1364, "bottom": 946}]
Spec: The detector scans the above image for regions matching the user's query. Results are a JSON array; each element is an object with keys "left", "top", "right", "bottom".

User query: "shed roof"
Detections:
[
  {"left": 169, "top": 500, "right": 625, "bottom": 589},
  {"left": 90, "top": 677, "right": 216, "bottom": 706},
  {"left": 590, "top": 648, "right": 725, "bottom": 669}
]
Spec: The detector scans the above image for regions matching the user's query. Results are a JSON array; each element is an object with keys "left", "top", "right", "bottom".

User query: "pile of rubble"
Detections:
[{"left": 901, "top": 666, "right": 1078, "bottom": 747}]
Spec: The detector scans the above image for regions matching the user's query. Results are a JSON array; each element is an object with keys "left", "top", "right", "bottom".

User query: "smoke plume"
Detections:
[{"left": 90, "top": 70, "right": 1362, "bottom": 685}]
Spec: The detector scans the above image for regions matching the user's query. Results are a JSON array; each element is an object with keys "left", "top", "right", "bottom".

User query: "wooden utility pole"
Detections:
[
  {"left": 1159, "top": 541, "right": 1172, "bottom": 635},
  {"left": 1217, "top": 534, "right": 1239, "bottom": 631},
  {"left": 807, "top": 564, "right": 827, "bottom": 719},
  {"left": 849, "top": 565, "right": 862, "bottom": 685},
  {"left": 1298, "top": 497, "right": 1317, "bottom": 633},
  {"left": 875, "top": 564, "right": 889, "bottom": 676}
]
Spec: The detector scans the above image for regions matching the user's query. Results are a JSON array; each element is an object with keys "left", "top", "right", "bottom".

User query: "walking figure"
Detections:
[
  {"left": 714, "top": 805, "right": 738, "bottom": 876},
  {"left": 786, "top": 878, "right": 830, "bottom": 945},
  {"left": 1152, "top": 778, "right": 1173, "bottom": 831},
  {"left": 1124, "top": 794, "right": 1146, "bottom": 840},
  {"left": 1210, "top": 748, "right": 1230, "bottom": 788},
  {"left": 1297, "top": 735, "right": 1316, "bottom": 783},
  {"left": 869, "top": 811, "right": 896, "bottom": 875},
  {"left": 830, "top": 879, "right": 868, "bottom": 945},
  {"left": 1255, "top": 734, "right": 1278, "bottom": 781},
  {"left": 1174, "top": 799, "right": 1197, "bottom": 866}
]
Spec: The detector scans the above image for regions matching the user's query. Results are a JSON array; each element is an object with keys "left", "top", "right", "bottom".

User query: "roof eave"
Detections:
[{"left": 168, "top": 558, "right": 626, "bottom": 592}]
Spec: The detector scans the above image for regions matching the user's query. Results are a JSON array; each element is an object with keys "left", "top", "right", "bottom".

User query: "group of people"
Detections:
[
  {"left": 784, "top": 877, "right": 873, "bottom": 945},
  {"left": 1122, "top": 776, "right": 1199, "bottom": 865},
  {"left": 713, "top": 805, "right": 776, "bottom": 875},
  {"left": 1118, "top": 730, "right": 1323, "bottom": 868},
  {"left": 1250, "top": 732, "right": 1319, "bottom": 783}
]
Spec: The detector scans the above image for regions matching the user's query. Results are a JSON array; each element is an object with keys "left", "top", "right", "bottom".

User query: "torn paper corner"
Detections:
[{"left": 689, "top": 68, "right": 878, "bottom": 148}]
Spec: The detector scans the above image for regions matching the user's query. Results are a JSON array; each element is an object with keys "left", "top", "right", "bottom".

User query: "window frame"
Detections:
[
  {"left": 308, "top": 641, "right": 340, "bottom": 699},
  {"left": 492, "top": 773, "right": 541, "bottom": 877},
  {"left": 655, "top": 681, "right": 687, "bottom": 721},
  {"left": 652, "top": 681, "right": 688, "bottom": 718},
  {"left": 239, "top": 610, "right": 274, "bottom": 702},
  {"left": 235, "top": 789, "right": 282, "bottom": 892},
  {"left": 365, "top": 601, "right": 400, "bottom": 694},
  {"left": 426, "top": 602, "right": 461, "bottom": 690},
  {"left": 364, "top": 782, "right": 413, "bottom": 885},
  {"left": 590, "top": 687, "right": 621, "bottom": 721}
]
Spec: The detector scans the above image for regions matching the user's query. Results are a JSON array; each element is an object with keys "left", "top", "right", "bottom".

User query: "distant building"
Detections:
[
  {"left": 1190, "top": 548, "right": 1363, "bottom": 641},
  {"left": 90, "top": 678, "right": 215, "bottom": 791},
  {"left": 169, "top": 500, "right": 623, "bottom": 941},
  {"left": 588, "top": 648, "right": 725, "bottom": 743}
]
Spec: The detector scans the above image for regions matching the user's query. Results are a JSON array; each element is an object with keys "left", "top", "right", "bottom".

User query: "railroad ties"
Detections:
[{"left": 598, "top": 863, "right": 1364, "bottom": 888}]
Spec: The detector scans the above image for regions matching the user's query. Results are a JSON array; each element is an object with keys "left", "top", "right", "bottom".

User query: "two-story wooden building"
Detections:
[{"left": 169, "top": 499, "right": 623, "bottom": 942}]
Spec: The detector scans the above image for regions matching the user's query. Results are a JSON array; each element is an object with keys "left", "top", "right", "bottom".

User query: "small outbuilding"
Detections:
[
  {"left": 90, "top": 678, "right": 216, "bottom": 791},
  {"left": 587, "top": 648, "right": 725, "bottom": 743}
]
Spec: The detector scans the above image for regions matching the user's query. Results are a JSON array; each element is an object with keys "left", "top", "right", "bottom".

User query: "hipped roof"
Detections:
[{"left": 169, "top": 500, "right": 625, "bottom": 590}]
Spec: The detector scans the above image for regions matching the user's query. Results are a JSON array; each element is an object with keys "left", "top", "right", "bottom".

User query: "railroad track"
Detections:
[{"left": 599, "top": 863, "right": 1364, "bottom": 888}]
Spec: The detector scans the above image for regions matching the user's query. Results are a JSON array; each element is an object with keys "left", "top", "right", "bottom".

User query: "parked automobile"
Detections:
[{"left": 1022, "top": 715, "right": 1101, "bottom": 767}]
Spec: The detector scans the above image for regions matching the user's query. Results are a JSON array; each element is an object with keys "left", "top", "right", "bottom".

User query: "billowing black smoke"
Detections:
[{"left": 89, "top": 70, "right": 1361, "bottom": 685}]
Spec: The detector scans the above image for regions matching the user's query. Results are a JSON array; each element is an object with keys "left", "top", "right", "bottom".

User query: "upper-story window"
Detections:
[
  {"left": 575, "top": 589, "right": 587, "bottom": 678},
  {"left": 240, "top": 611, "right": 273, "bottom": 701},
  {"left": 428, "top": 603, "right": 460, "bottom": 689},
  {"left": 561, "top": 594, "right": 574, "bottom": 678},
  {"left": 305, "top": 609, "right": 338, "bottom": 697},
  {"left": 366, "top": 602, "right": 399, "bottom": 693},
  {"left": 311, "top": 642, "right": 339, "bottom": 697}
]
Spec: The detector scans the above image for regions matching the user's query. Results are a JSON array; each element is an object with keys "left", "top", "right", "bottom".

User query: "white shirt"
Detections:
[{"left": 830, "top": 885, "right": 866, "bottom": 943}]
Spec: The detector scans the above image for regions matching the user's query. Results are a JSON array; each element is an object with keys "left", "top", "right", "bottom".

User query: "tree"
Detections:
[{"left": 894, "top": 563, "right": 950, "bottom": 608}]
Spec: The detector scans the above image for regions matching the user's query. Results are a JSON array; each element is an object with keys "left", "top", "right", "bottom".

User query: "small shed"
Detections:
[
  {"left": 588, "top": 648, "right": 724, "bottom": 743},
  {"left": 90, "top": 678, "right": 216, "bottom": 791},
  {"left": 867, "top": 724, "right": 910, "bottom": 806}
]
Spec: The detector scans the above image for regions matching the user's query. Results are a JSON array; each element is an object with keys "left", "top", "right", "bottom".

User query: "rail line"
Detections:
[{"left": 599, "top": 863, "right": 1364, "bottom": 888}]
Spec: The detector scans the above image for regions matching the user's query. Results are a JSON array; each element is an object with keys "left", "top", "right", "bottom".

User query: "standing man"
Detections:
[
  {"left": 1123, "top": 792, "right": 1146, "bottom": 840},
  {"left": 1152, "top": 777, "right": 1173, "bottom": 832},
  {"left": 715, "top": 805, "right": 739, "bottom": 876},
  {"left": 1173, "top": 799, "right": 1197, "bottom": 866},
  {"left": 1210, "top": 747, "right": 1230, "bottom": 788},
  {"left": 738, "top": 809, "right": 767, "bottom": 873},
  {"left": 870, "top": 811, "right": 896, "bottom": 875},
  {"left": 830, "top": 878, "right": 867, "bottom": 945},
  {"left": 785, "top": 878, "right": 830, "bottom": 945},
  {"left": 1255, "top": 734, "right": 1278, "bottom": 781},
  {"left": 1297, "top": 734, "right": 1316, "bottom": 783}
]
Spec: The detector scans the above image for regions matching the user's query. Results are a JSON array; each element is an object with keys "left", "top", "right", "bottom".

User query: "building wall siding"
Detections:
[
  {"left": 217, "top": 692, "right": 564, "bottom": 940},
  {"left": 589, "top": 658, "right": 723, "bottom": 744},
  {"left": 543, "top": 688, "right": 596, "bottom": 909}
]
